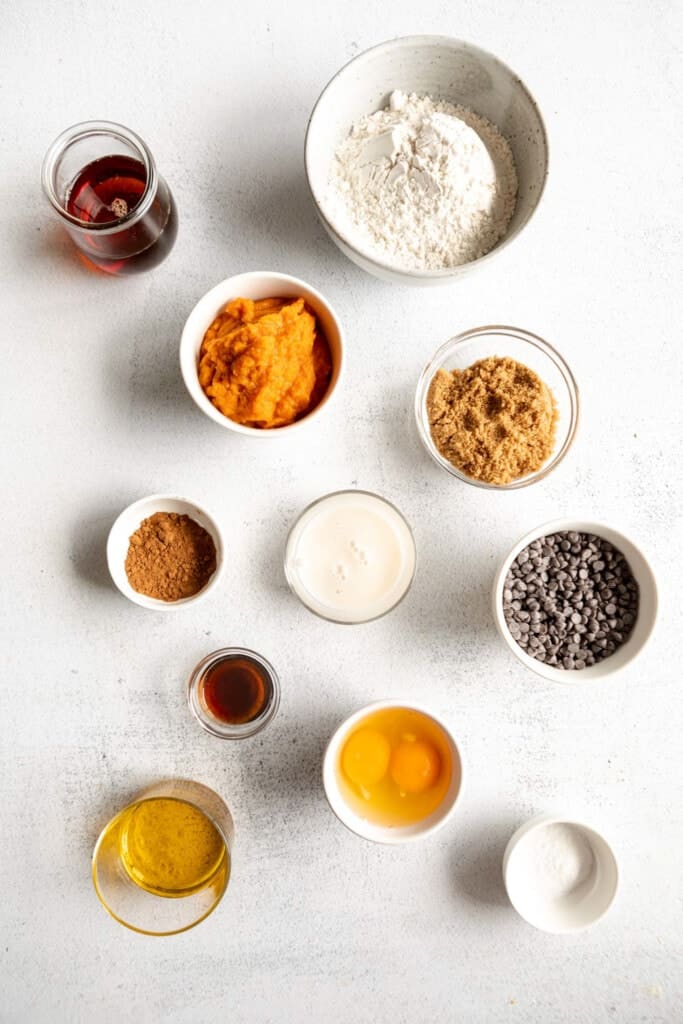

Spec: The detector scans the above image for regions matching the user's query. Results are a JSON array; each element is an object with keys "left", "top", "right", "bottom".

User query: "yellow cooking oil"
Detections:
[{"left": 115, "top": 797, "right": 227, "bottom": 898}]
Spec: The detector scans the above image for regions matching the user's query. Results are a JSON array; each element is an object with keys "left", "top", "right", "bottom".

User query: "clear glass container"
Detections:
[
  {"left": 415, "top": 326, "right": 579, "bottom": 489},
  {"left": 41, "top": 120, "right": 177, "bottom": 274},
  {"left": 284, "top": 489, "right": 417, "bottom": 624},
  {"left": 187, "top": 647, "right": 281, "bottom": 739},
  {"left": 92, "top": 780, "right": 233, "bottom": 936}
]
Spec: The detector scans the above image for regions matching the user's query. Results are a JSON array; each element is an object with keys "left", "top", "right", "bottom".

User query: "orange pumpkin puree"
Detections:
[{"left": 198, "top": 297, "right": 332, "bottom": 429}]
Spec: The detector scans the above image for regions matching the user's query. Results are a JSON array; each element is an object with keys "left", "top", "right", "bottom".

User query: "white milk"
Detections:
[{"left": 285, "top": 491, "right": 416, "bottom": 623}]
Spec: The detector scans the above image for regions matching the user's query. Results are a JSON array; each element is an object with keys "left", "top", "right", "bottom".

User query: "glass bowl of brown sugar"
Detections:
[{"left": 414, "top": 326, "right": 579, "bottom": 490}]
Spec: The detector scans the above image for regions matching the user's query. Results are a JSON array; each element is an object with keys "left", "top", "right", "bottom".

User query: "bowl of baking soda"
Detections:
[
  {"left": 305, "top": 36, "right": 548, "bottom": 284},
  {"left": 503, "top": 815, "right": 619, "bottom": 933}
]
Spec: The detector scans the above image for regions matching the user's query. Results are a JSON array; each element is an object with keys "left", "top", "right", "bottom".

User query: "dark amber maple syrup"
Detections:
[
  {"left": 200, "top": 655, "right": 271, "bottom": 725},
  {"left": 65, "top": 154, "right": 177, "bottom": 274}
]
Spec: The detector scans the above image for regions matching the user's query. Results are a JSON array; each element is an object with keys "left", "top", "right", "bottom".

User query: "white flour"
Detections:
[{"left": 327, "top": 90, "right": 518, "bottom": 271}]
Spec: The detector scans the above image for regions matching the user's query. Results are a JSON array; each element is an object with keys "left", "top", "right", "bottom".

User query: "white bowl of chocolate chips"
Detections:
[{"left": 492, "top": 519, "right": 658, "bottom": 682}]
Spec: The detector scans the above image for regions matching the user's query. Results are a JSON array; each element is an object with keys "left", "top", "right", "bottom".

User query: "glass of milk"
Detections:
[{"left": 284, "top": 490, "right": 416, "bottom": 624}]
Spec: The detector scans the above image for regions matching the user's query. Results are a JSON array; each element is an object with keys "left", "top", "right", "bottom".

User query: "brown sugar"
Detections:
[
  {"left": 125, "top": 512, "right": 217, "bottom": 601},
  {"left": 426, "top": 356, "right": 558, "bottom": 485}
]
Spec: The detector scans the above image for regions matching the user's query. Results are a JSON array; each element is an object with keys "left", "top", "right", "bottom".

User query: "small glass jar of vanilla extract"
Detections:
[{"left": 187, "top": 647, "right": 280, "bottom": 739}]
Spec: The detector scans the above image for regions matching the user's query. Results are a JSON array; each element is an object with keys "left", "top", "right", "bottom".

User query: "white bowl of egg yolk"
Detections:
[{"left": 322, "top": 700, "right": 464, "bottom": 843}]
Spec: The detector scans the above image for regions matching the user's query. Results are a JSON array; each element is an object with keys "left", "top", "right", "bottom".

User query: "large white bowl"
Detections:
[
  {"left": 180, "top": 271, "right": 344, "bottom": 434},
  {"left": 322, "top": 700, "right": 464, "bottom": 844},
  {"left": 305, "top": 36, "right": 548, "bottom": 285},
  {"left": 107, "top": 494, "right": 224, "bottom": 610},
  {"left": 492, "top": 519, "right": 658, "bottom": 682},
  {"left": 503, "top": 814, "right": 619, "bottom": 933}
]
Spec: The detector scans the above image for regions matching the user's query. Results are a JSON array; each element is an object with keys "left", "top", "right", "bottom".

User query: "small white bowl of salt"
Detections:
[{"left": 503, "top": 814, "right": 619, "bottom": 933}]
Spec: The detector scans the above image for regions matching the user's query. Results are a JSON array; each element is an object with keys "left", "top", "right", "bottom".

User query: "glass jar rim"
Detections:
[
  {"left": 41, "top": 119, "right": 158, "bottom": 232},
  {"left": 187, "top": 647, "right": 281, "bottom": 740}
]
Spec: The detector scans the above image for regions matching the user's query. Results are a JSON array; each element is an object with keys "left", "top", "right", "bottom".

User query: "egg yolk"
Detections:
[
  {"left": 390, "top": 739, "right": 441, "bottom": 794},
  {"left": 342, "top": 728, "right": 391, "bottom": 787}
]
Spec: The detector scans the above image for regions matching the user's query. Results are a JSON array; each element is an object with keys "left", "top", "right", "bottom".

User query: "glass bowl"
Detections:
[
  {"left": 284, "top": 490, "right": 417, "bottom": 624},
  {"left": 92, "top": 780, "right": 233, "bottom": 936},
  {"left": 187, "top": 647, "right": 281, "bottom": 740},
  {"left": 415, "top": 326, "right": 579, "bottom": 489}
]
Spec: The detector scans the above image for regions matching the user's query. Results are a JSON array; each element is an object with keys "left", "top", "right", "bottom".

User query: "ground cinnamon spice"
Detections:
[
  {"left": 125, "top": 512, "right": 217, "bottom": 601},
  {"left": 427, "top": 356, "right": 558, "bottom": 485}
]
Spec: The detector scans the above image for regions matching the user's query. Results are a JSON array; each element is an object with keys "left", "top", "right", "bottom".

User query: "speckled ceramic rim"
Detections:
[
  {"left": 304, "top": 34, "right": 549, "bottom": 281},
  {"left": 492, "top": 518, "right": 658, "bottom": 683},
  {"left": 187, "top": 647, "right": 281, "bottom": 740},
  {"left": 106, "top": 494, "right": 225, "bottom": 611},
  {"left": 92, "top": 791, "right": 232, "bottom": 936},
  {"left": 41, "top": 120, "right": 157, "bottom": 232},
  {"left": 502, "top": 813, "right": 619, "bottom": 933},
  {"left": 414, "top": 326, "right": 580, "bottom": 489},
  {"left": 179, "top": 271, "right": 345, "bottom": 436},
  {"left": 322, "top": 699, "right": 464, "bottom": 844},
  {"left": 283, "top": 489, "right": 417, "bottom": 624}
]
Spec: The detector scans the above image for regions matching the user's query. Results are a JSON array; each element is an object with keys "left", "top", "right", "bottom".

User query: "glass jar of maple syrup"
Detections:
[
  {"left": 41, "top": 120, "right": 177, "bottom": 274},
  {"left": 187, "top": 647, "right": 281, "bottom": 739}
]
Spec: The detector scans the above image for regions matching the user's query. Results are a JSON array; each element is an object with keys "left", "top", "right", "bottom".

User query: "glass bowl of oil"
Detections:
[{"left": 92, "top": 780, "right": 233, "bottom": 935}]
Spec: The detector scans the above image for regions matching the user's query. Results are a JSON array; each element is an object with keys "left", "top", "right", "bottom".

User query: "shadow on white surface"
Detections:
[
  {"left": 395, "top": 543, "right": 500, "bottom": 654},
  {"left": 241, "top": 171, "right": 323, "bottom": 258},
  {"left": 255, "top": 500, "right": 301, "bottom": 601},
  {"left": 248, "top": 702, "right": 348, "bottom": 807},
  {"left": 23, "top": 220, "right": 88, "bottom": 277},
  {"left": 451, "top": 819, "right": 519, "bottom": 908},
  {"left": 102, "top": 312, "right": 210, "bottom": 437},
  {"left": 69, "top": 505, "right": 120, "bottom": 591},
  {"left": 375, "top": 379, "right": 427, "bottom": 480}
]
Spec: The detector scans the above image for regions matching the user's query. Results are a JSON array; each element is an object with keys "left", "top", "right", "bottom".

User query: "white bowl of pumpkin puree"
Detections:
[{"left": 180, "top": 271, "right": 344, "bottom": 434}]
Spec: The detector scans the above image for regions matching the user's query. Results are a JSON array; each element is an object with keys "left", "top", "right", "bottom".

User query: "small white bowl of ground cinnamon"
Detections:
[
  {"left": 415, "top": 326, "right": 579, "bottom": 489},
  {"left": 107, "top": 495, "right": 224, "bottom": 610}
]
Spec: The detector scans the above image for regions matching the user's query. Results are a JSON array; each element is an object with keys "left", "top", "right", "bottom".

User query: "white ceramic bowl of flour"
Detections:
[
  {"left": 503, "top": 815, "right": 619, "bottom": 933},
  {"left": 305, "top": 36, "right": 548, "bottom": 285}
]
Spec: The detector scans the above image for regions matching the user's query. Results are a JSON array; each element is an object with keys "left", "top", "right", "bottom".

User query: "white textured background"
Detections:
[{"left": 1, "top": 1, "right": 681, "bottom": 1022}]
